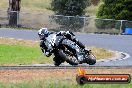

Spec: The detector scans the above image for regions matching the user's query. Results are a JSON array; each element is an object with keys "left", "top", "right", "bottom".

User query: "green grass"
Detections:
[
  {"left": 0, "top": 38, "right": 114, "bottom": 65},
  {"left": 0, "top": 44, "right": 114, "bottom": 65},
  {"left": 0, "top": 44, "right": 52, "bottom": 65},
  {"left": 0, "top": 79, "right": 131, "bottom": 88}
]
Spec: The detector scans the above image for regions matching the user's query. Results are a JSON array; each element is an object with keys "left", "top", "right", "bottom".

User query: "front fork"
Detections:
[
  {"left": 77, "top": 49, "right": 92, "bottom": 63},
  {"left": 84, "top": 49, "right": 92, "bottom": 55}
]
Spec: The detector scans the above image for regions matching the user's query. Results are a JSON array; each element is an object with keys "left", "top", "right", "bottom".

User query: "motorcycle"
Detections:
[{"left": 41, "top": 33, "right": 96, "bottom": 66}]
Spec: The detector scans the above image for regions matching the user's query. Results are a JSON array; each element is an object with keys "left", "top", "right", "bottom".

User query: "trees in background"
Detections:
[
  {"left": 96, "top": 0, "right": 132, "bottom": 30},
  {"left": 97, "top": 0, "right": 132, "bottom": 21},
  {"left": 51, "top": 0, "right": 90, "bottom": 16},
  {"left": 51, "top": 0, "right": 90, "bottom": 31}
]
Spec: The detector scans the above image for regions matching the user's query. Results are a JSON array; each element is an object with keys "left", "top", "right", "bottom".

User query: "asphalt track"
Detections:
[{"left": 0, "top": 28, "right": 132, "bottom": 67}]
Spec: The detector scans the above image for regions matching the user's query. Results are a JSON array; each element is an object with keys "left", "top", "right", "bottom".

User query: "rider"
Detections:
[{"left": 38, "top": 28, "right": 85, "bottom": 61}]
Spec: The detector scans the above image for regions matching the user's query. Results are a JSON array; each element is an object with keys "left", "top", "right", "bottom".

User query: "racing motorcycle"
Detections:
[{"left": 42, "top": 33, "right": 96, "bottom": 66}]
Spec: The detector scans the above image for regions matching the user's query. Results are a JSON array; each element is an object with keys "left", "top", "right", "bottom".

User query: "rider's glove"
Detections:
[{"left": 45, "top": 51, "right": 52, "bottom": 57}]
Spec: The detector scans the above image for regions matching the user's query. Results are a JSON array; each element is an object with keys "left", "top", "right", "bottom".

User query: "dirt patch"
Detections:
[
  {"left": 88, "top": 47, "right": 115, "bottom": 59},
  {"left": 0, "top": 38, "right": 39, "bottom": 47},
  {"left": 0, "top": 68, "right": 131, "bottom": 83}
]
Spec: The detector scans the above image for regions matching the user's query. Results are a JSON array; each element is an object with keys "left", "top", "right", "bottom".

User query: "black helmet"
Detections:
[{"left": 38, "top": 28, "right": 49, "bottom": 40}]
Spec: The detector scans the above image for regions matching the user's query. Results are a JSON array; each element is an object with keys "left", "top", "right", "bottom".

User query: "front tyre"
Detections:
[
  {"left": 86, "top": 53, "right": 96, "bottom": 65},
  {"left": 89, "top": 54, "right": 96, "bottom": 65}
]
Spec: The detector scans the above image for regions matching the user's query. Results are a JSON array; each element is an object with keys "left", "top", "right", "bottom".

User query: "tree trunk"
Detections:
[
  {"left": 8, "top": 0, "right": 21, "bottom": 27},
  {"left": 9, "top": 11, "right": 18, "bottom": 26}
]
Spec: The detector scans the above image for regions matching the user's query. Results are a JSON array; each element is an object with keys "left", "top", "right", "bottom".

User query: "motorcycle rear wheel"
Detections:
[
  {"left": 53, "top": 56, "right": 64, "bottom": 66},
  {"left": 58, "top": 49, "right": 78, "bottom": 65}
]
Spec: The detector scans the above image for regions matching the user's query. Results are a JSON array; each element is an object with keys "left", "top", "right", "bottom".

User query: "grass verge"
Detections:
[
  {"left": 0, "top": 38, "right": 114, "bottom": 65},
  {"left": 0, "top": 38, "right": 52, "bottom": 65},
  {"left": 0, "top": 68, "right": 131, "bottom": 88},
  {"left": 0, "top": 80, "right": 131, "bottom": 88},
  {"left": 0, "top": 44, "right": 52, "bottom": 66}
]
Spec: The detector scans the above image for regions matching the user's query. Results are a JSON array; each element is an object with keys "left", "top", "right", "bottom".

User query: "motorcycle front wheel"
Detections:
[{"left": 85, "top": 51, "right": 96, "bottom": 65}]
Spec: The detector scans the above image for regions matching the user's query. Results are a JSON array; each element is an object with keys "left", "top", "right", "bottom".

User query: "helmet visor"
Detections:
[{"left": 39, "top": 35, "right": 45, "bottom": 40}]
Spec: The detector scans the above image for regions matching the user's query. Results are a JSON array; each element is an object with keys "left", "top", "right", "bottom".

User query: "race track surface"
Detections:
[{"left": 0, "top": 28, "right": 132, "bottom": 66}]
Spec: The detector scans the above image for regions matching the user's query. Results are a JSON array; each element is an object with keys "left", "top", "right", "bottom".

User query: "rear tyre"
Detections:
[
  {"left": 58, "top": 49, "right": 78, "bottom": 65},
  {"left": 53, "top": 56, "right": 64, "bottom": 66},
  {"left": 54, "top": 61, "right": 61, "bottom": 66}
]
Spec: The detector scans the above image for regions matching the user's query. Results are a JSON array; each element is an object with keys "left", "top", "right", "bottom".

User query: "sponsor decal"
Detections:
[{"left": 76, "top": 67, "right": 131, "bottom": 85}]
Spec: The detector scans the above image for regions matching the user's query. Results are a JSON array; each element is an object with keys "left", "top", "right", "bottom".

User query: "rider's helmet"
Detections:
[{"left": 38, "top": 28, "right": 49, "bottom": 40}]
